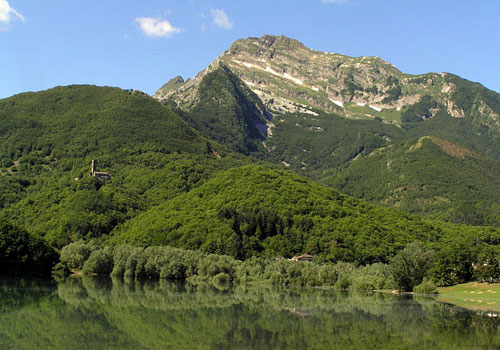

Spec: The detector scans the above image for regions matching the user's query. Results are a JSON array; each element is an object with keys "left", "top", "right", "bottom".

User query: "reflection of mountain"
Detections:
[{"left": 2, "top": 277, "right": 498, "bottom": 349}]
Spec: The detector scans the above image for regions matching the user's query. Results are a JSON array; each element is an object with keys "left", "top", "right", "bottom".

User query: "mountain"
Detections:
[
  {"left": 0, "top": 85, "right": 246, "bottom": 246},
  {"left": 0, "top": 83, "right": 499, "bottom": 279},
  {"left": 155, "top": 35, "right": 499, "bottom": 132},
  {"left": 161, "top": 65, "right": 270, "bottom": 155},
  {"left": 322, "top": 136, "right": 500, "bottom": 226},
  {"left": 156, "top": 35, "right": 500, "bottom": 226},
  {"left": 110, "top": 164, "right": 500, "bottom": 264}
]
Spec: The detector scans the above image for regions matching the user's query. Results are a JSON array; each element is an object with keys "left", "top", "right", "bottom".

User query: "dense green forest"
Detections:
[
  {"left": 165, "top": 67, "right": 500, "bottom": 227},
  {"left": 111, "top": 164, "right": 439, "bottom": 262},
  {"left": 0, "top": 85, "right": 247, "bottom": 248},
  {"left": 110, "top": 164, "right": 500, "bottom": 282},
  {"left": 262, "top": 110, "right": 404, "bottom": 175},
  {"left": 0, "top": 218, "right": 58, "bottom": 275},
  {"left": 0, "top": 84, "right": 499, "bottom": 288},
  {"left": 323, "top": 136, "right": 500, "bottom": 226},
  {"left": 173, "top": 65, "right": 269, "bottom": 155}
]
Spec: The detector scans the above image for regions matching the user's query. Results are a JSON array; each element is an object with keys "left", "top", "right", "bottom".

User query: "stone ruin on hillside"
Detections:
[{"left": 90, "top": 159, "right": 111, "bottom": 180}]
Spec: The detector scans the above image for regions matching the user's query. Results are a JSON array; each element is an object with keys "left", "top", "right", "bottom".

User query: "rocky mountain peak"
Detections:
[
  {"left": 154, "top": 35, "right": 500, "bottom": 131},
  {"left": 155, "top": 76, "right": 186, "bottom": 98},
  {"left": 230, "top": 35, "right": 307, "bottom": 52},
  {"left": 212, "top": 35, "right": 445, "bottom": 119}
]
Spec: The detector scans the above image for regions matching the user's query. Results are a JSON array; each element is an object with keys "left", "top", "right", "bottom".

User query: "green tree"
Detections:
[
  {"left": 82, "top": 247, "right": 114, "bottom": 276},
  {"left": 390, "top": 242, "right": 434, "bottom": 292},
  {"left": 473, "top": 245, "right": 500, "bottom": 283},
  {"left": 430, "top": 240, "right": 474, "bottom": 286},
  {"left": 0, "top": 218, "right": 58, "bottom": 275},
  {"left": 60, "top": 241, "right": 93, "bottom": 270}
]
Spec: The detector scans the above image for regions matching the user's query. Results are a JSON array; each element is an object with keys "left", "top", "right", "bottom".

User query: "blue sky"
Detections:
[{"left": 1, "top": 0, "right": 499, "bottom": 99}]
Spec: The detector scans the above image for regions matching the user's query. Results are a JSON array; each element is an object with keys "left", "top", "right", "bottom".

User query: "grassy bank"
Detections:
[{"left": 437, "top": 282, "right": 500, "bottom": 312}]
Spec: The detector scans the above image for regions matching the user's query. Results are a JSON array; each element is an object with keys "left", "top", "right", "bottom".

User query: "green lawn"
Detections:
[{"left": 437, "top": 282, "right": 500, "bottom": 312}]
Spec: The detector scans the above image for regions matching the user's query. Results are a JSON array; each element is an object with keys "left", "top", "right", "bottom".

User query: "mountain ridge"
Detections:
[
  {"left": 322, "top": 136, "right": 500, "bottom": 226},
  {"left": 154, "top": 34, "right": 500, "bottom": 226},
  {"left": 0, "top": 83, "right": 499, "bottom": 285},
  {"left": 155, "top": 35, "right": 498, "bottom": 130}
]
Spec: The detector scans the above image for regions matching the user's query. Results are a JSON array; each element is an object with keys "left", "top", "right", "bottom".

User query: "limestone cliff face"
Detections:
[
  {"left": 220, "top": 35, "right": 413, "bottom": 115},
  {"left": 154, "top": 35, "right": 500, "bottom": 130}
]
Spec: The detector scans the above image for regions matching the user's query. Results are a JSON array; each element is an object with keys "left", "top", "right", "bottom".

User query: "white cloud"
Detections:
[
  {"left": 135, "top": 17, "right": 181, "bottom": 38},
  {"left": 211, "top": 9, "right": 233, "bottom": 29},
  {"left": 0, "top": 0, "right": 24, "bottom": 30}
]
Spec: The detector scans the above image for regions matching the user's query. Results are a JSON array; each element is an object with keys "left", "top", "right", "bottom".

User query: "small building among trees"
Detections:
[
  {"left": 291, "top": 254, "right": 313, "bottom": 262},
  {"left": 90, "top": 159, "right": 111, "bottom": 180}
]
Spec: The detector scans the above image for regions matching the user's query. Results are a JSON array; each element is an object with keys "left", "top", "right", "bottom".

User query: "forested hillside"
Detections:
[
  {"left": 111, "top": 165, "right": 500, "bottom": 266},
  {"left": 323, "top": 137, "right": 500, "bottom": 226},
  {"left": 0, "top": 84, "right": 499, "bottom": 284},
  {"left": 157, "top": 35, "right": 500, "bottom": 227},
  {"left": 172, "top": 65, "right": 270, "bottom": 156},
  {"left": 0, "top": 218, "right": 58, "bottom": 275},
  {"left": 0, "top": 85, "right": 246, "bottom": 247}
]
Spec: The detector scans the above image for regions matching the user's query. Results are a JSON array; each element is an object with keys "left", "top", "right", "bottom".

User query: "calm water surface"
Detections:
[{"left": 0, "top": 277, "right": 499, "bottom": 349}]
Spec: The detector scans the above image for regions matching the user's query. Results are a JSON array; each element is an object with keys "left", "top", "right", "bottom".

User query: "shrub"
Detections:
[
  {"left": 414, "top": 278, "right": 438, "bottom": 294},
  {"left": 318, "top": 264, "right": 338, "bottom": 286},
  {"left": 178, "top": 249, "right": 202, "bottom": 278},
  {"left": 298, "top": 262, "right": 321, "bottom": 286},
  {"left": 124, "top": 248, "right": 143, "bottom": 278},
  {"left": 143, "top": 246, "right": 171, "bottom": 278},
  {"left": 197, "top": 254, "right": 239, "bottom": 281},
  {"left": 60, "top": 241, "right": 93, "bottom": 270},
  {"left": 335, "top": 276, "right": 350, "bottom": 290},
  {"left": 382, "top": 276, "right": 398, "bottom": 290},
  {"left": 264, "top": 259, "right": 300, "bottom": 286},
  {"left": 352, "top": 279, "right": 375, "bottom": 291},
  {"left": 334, "top": 261, "right": 355, "bottom": 290},
  {"left": 212, "top": 272, "right": 231, "bottom": 287},
  {"left": 134, "top": 250, "right": 149, "bottom": 278},
  {"left": 52, "top": 262, "right": 71, "bottom": 280},
  {"left": 235, "top": 256, "right": 267, "bottom": 283},
  {"left": 160, "top": 260, "right": 187, "bottom": 280},
  {"left": 390, "top": 242, "right": 434, "bottom": 292},
  {"left": 354, "top": 263, "right": 393, "bottom": 290},
  {"left": 82, "top": 247, "right": 114, "bottom": 276},
  {"left": 111, "top": 245, "right": 135, "bottom": 276}
]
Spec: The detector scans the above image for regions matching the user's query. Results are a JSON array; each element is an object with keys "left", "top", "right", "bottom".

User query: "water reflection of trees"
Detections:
[
  {"left": 0, "top": 277, "right": 56, "bottom": 312},
  {"left": 0, "top": 277, "right": 147, "bottom": 350},
  {"left": 54, "top": 277, "right": 500, "bottom": 349},
  {"left": 0, "top": 277, "right": 499, "bottom": 349}
]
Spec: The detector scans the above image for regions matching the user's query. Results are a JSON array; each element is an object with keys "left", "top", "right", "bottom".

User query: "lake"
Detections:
[{"left": 0, "top": 276, "right": 499, "bottom": 349}]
